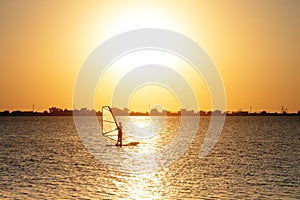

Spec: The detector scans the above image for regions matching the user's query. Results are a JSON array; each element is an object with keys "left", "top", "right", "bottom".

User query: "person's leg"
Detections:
[{"left": 116, "top": 134, "right": 120, "bottom": 146}]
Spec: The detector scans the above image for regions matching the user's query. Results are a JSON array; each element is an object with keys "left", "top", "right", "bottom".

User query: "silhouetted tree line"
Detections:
[{"left": 0, "top": 107, "right": 299, "bottom": 116}]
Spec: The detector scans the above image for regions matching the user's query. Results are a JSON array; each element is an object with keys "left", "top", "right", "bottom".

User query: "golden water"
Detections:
[{"left": 0, "top": 116, "right": 299, "bottom": 199}]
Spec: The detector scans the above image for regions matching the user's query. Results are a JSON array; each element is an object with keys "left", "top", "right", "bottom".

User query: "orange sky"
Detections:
[{"left": 0, "top": 0, "right": 299, "bottom": 112}]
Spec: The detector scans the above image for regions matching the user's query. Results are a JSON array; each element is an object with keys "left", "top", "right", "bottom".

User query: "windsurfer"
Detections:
[{"left": 116, "top": 122, "right": 123, "bottom": 146}]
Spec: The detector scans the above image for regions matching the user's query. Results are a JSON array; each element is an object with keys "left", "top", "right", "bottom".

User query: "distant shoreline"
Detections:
[{"left": 1, "top": 107, "right": 299, "bottom": 117}]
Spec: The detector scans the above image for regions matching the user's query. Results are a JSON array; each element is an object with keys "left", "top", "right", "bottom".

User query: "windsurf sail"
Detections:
[{"left": 102, "top": 106, "right": 118, "bottom": 142}]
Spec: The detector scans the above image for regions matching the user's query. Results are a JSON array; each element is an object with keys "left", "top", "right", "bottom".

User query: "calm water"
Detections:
[{"left": 0, "top": 116, "right": 299, "bottom": 199}]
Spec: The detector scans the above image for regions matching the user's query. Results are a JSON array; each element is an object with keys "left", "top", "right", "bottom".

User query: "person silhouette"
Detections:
[{"left": 116, "top": 122, "right": 123, "bottom": 146}]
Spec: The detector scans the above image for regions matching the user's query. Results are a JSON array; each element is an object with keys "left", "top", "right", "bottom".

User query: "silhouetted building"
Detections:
[
  {"left": 260, "top": 111, "right": 268, "bottom": 116},
  {"left": 150, "top": 108, "right": 164, "bottom": 116},
  {"left": 212, "top": 110, "right": 224, "bottom": 116}
]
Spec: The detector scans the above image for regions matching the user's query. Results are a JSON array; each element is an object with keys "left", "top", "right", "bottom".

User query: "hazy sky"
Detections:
[{"left": 1, "top": 0, "right": 299, "bottom": 112}]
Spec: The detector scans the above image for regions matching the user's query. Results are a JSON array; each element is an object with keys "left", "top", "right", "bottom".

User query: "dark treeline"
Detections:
[{"left": 0, "top": 106, "right": 300, "bottom": 116}]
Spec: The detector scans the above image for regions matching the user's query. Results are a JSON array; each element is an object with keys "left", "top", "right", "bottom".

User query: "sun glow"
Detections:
[
  {"left": 95, "top": 50, "right": 211, "bottom": 112},
  {"left": 105, "top": 4, "right": 180, "bottom": 38},
  {"left": 128, "top": 85, "right": 180, "bottom": 113},
  {"left": 1, "top": 1, "right": 300, "bottom": 112}
]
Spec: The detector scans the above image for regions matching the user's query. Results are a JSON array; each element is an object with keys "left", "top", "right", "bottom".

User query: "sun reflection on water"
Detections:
[
  {"left": 129, "top": 116, "right": 164, "bottom": 140},
  {"left": 132, "top": 117, "right": 152, "bottom": 128},
  {"left": 113, "top": 172, "right": 165, "bottom": 199},
  {"left": 113, "top": 116, "right": 180, "bottom": 156},
  {"left": 108, "top": 116, "right": 181, "bottom": 198}
]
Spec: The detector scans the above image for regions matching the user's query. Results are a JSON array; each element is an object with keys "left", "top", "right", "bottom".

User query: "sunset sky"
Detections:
[{"left": 1, "top": 0, "right": 299, "bottom": 112}]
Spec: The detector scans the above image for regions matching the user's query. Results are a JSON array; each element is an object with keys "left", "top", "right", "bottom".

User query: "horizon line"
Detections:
[{"left": 1, "top": 106, "right": 300, "bottom": 115}]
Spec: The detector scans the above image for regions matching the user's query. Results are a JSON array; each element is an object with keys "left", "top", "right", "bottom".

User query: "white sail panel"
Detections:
[{"left": 102, "top": 106, "right": 118, "bottom": 141}]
